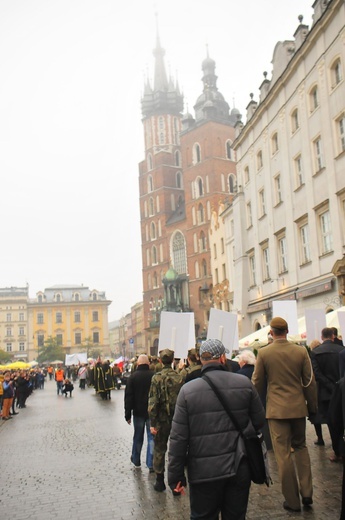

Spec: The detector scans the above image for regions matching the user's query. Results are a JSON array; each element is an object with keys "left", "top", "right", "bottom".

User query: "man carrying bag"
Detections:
[{"left": 168, "top": 339, "right": 265, "bottom": 520}]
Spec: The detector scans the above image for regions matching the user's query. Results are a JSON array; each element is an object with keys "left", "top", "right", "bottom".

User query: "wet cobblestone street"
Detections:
[{"left": 0, "top": 379, "right": 343, "bottom": 519}]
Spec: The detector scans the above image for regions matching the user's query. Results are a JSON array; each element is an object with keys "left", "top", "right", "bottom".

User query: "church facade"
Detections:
[{"left": 139, "top": 33, "right": 238, "bottom": 353}]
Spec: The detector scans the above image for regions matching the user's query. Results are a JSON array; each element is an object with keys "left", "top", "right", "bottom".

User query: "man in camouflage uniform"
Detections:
[
  {"left": 148, "top": 349, "right": 184, "bottom": 492},
  {"left": 178, "top": 348, "right": 201, "bottom": 381},
  {"left": 149, "top": 355, "right": 163, "bottom": 373}
]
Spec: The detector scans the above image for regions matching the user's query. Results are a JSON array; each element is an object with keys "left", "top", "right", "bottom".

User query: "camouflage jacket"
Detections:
[{"left": 148, "top": 366, "right": 184, "bottom": 427}]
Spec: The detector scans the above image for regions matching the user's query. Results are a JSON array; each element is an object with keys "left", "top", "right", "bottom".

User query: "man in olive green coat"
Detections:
[
  {"left": 252, "top": 317, "right": 317, "bottom": 513},
  {"left": 148, "top": 349, "right": 184, "bottom": 492}
]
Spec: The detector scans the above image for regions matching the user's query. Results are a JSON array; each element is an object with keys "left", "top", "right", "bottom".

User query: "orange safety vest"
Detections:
[{"left": 55, "top": 369, "right": 64, "bottom": 382}]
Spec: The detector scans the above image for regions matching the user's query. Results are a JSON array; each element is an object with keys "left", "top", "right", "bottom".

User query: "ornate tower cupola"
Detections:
[{"left": 193, "top": 46, "right": 230, "bottom": 123}]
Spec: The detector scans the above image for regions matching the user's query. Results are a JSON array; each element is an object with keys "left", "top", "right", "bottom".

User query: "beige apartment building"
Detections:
[
  {"left": 0, "top": 287, "right": 29, "bottom": 360},
  {"left": 224, "top": 0, "right": 345, "bottom": 337}
]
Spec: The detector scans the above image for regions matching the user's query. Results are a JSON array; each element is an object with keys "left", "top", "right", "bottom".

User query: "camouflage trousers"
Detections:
[{"left": 153, "top": 421, "right": 172, "bottom": 475}]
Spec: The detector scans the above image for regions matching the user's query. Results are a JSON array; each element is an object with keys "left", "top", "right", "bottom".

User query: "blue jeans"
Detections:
[
  {"left": 131, "top": 416, "right": 154, "bottom": 469},
  {"left": 56, "top": 381, "right": 63, "bottom": 394}
]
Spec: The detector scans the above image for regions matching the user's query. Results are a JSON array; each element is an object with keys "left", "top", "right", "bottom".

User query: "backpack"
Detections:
[{"left": 161, "top": 370, "right": 183, "bottom": 419}]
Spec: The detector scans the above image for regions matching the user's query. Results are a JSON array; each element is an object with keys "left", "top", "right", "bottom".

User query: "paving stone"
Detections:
[{"left": 0, "top": 380, "right": 343, "bottom": 519}]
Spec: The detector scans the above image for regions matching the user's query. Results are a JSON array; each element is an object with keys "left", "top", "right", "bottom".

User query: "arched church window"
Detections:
[
  {"left": 193, "top": 143, "right": 201, "bottom": 164},
  {"left": 171, "top": 231, "right": 187, "bottom": 274},
  {"left": 147, "top": 154, "right": 153, "bottom": 171},
  {"left": 148, "top": 175, "right": 153, "bottom": 193},
  {"left": 226, "top": 140, "right": 232, "bottom": 159},
  {"left": 202, "top": 259, "right": 207, "bottom": 276},
  {"left": 150, "top": 222, "right": 156, "bottom": 240},
  {"left": 152, "top": 246, "right": 158, "bottom": 265},
  {"left": 199, "top": 231, "right": 207, "bottom": 252},
  {"left": 228, "top": 174, "right": 236, "bottom": 194},
  {"left": 196, "top": 177, "right": 204, "bottom": 197},
  {"left": 149, "top": 197, "right": 154, "bottom": 216}
]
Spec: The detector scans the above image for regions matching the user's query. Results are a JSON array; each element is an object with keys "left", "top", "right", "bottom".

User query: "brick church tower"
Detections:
[{"left": 139, "top": 34, "right": 238, "bottom": 353}]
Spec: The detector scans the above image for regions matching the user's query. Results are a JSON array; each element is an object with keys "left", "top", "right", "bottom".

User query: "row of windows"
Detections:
[
  {"left": 244, "top": 121, "right": 345, "bottom": 199},
  {"left": 243, "top": 98, "right": 344, "bottom": 183},
  {"left": 192, "top": 173, "right": 236, "bottom": 199},
  {"left": 5, "top": 342, "right": 25, "bottom": 352},
  {"left": 147, "top": 150, "right": 182, "bottom": 172},
  {"left": 37, "top": 292, "right": 99, "bottom": 303},
  {"left": 4, "top": 326, "right": 26, "bottom": 336},
  {"left": 4, "top": 312, "right": 25, "bottom": 322},
  {"left": 145, "top": 171, "right": 237, "bottom": 202},
  {"left": 146, "top": 171, "right": 182, "bottom": 195},
  {"left": 36, "top": 332, "right": 100, "bottom": 347},
  {"left": 192, "top": 140, "right": 234, "bottom": 165},
  {"left": 146, "top": 229, "right": 208, "bottom": 269},
  {"left": 36, "top": 310, "right": 99, "bottom": 324},
  {"left": 247, "top": 206, "right": 338, "bottom": 287},
  {"left": 146, "top": 117, "right": 180, "bottom": 159},
  {"left": 213, "top": 239, "right": 225, "bottom": 259}
]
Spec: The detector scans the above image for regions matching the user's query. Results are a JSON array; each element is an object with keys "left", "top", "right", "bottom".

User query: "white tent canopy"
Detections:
[{"left": 239, "top": 306, "right": 345, "bottom": 349}]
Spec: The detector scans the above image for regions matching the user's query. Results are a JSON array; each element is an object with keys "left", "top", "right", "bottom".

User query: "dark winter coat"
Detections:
[
  {"left": 124, "top": 364, "right": 154, "bottom": 421},
  {"left": 168, "top": 363, "right": 265, "bottom": 486},
  {"left": 237, "top": 364, "right": 255, "bottom": 380},
  {"left": 311, "top": 340, "right": 344, "bottom": 408},
  {"left": 328, "top": 377, "right": 345, "bottom": 456}
]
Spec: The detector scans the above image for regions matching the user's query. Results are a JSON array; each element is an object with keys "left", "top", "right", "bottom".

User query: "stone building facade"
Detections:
[{"left": 225, "top": 0, "right": 345, "bottom": 336}]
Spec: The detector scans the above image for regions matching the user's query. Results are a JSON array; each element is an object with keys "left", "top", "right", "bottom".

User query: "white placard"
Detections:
[
  {"left": 158, "top": 311, "right": 195, "bottom": 359},
  {"left": 65, "top": 353, "right": 88, "bottom": 366},
  {"left": 272, "top": 300, "right": 299, "bottom": 335},
  {"left": 207, "top": 308, "right": 238, "bottom": 358},
  {"left": 305, "top": 309, "right": 327, "bottom": 343},
  {"left": 338, "top": 311, "right": 345, "bottom": 342}
]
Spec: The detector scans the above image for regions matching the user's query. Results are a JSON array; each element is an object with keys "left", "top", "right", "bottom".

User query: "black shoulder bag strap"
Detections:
[{"left": 202, "top": 374, "right": 246, "bottom": 438}]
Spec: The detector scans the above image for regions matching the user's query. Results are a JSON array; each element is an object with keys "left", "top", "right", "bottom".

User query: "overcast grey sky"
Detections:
[{"left": 0, "top": 0, "right": 314, "bottom": 321}]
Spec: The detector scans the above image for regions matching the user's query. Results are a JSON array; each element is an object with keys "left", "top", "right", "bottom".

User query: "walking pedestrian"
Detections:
[
  {"left": 252, "top": 317, "right": 317, "bottom": 512},
  {"left": 168, "top": 338, "right": 265, "bottom": 518},
  {"left": 124, "top": 354, "right": 154, "bottom": 471},
  {"left": 148, "top": 349, "right": 183, "bottom": 492},
  {"left": 78, "top": 364, "right": 87, "bottom": 389},
  {"left": 310, "top": 327, "right": 344, "bottom": 461}
]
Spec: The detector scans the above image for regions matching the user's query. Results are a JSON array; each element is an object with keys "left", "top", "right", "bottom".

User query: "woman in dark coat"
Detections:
[{"left": 236, "top": 350, "right": 256, "bottom": 380}]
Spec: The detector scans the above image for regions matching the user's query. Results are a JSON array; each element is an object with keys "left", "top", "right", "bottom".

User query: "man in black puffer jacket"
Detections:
[
  {"left": 124, "top": 354, "right": 155, "bottom": 471},
  {"left": 168, "top": 339, "right": 265, "bottom": 519}
]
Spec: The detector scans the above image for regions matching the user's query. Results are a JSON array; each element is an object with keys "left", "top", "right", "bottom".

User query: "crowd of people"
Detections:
[
  {"left": 1, "top": 321, "right": 344, "bottom": 519},
  {"left": 0, "top": 367, "right": 46, "bottom": 420},
  {"left": 123, "top": 321, "right": 345, "bottom": 520}
]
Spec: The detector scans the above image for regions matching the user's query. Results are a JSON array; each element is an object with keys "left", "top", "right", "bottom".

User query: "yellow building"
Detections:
[{"left": 27, "top": 285, "right": 111, "bottom": 361}]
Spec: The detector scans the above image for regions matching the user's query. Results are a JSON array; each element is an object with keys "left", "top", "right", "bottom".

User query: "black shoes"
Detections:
[
  {"left": 314, "top": 439, "right": 325, "bottom": 446},
  {"left": 283, "top": 501, "right": 301, "bottom": 512},
  {"left": 302, "top": 497, "right": 313, "bottom": 506},
  {"left": 153, "top": 474, "right": 166, "bottom": 492}
]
